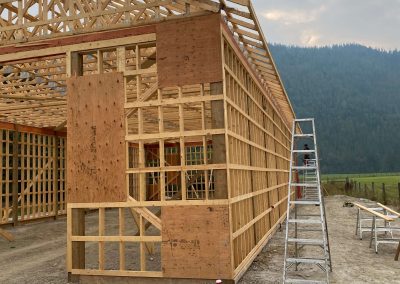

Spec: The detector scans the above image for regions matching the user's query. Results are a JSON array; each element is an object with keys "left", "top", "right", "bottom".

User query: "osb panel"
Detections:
[
  {"left": 67, "top": 73, "right": 126, "bottom": 203},
  {"left": 162, "top": 205, "right": 232, "bottom": 279},
  {"left": 156, "top": 14, "right": 222, "bottom": 88}
]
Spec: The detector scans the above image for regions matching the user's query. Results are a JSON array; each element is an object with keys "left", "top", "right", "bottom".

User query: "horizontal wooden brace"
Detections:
[
  {"left": 229, "top": 182, "right": 289, "bottom": 204},
  {"left": 70, "top": 269, "right": 163, "bottom": 277},
  {"left": 232, "top": 193, "right": 289, "bottom": 240},
  {"left": 67, "top": 199, "right": 229, "bottom": 209},
  {"left": 227, "top": 131, "right": 290, "bottom": 162},
  {"left": 226, "top": 99, "right": 290, "bottom": 151},
  {"left": 271, "top": 194, "right": 289, "bottom": 209},
  {"left": 228, "top": 164, "right": 289, "bottom": 172},
  {"left": 71, "top": 236, "right": 162, "bottom": 242},
  {"left": 124, "top": 67, "right": 157, "bottom": 77},
  {"left": 232, "top": 207, "right": 272, "bottom": 239},
  {"left": 0, "top": 34, "right": 156, "bottom": 63},
  {"left": 125, "top": 94, "right": 224, "bottom": 108},
  {"left": 126, "top": 128, "right": 226, "bottom": 141},
  {"left": 224, "top": 64, "right": 291, "bottom": 140},
  {"left": 126, "top": 163, "right": 227, "bottom": 174},
  {"left": 0, "top": 101, "right": 66, "bottom": 112},
  {"left": 233, "top": 212, "right": 287, "bottom": 280}
]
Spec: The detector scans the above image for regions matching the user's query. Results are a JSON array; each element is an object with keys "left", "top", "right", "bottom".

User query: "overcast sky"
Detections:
[{"left": 252, "top": 0, "right": 400, "bottom": 50}]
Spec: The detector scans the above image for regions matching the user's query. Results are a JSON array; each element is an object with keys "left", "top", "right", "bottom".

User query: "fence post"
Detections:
[
  {"left": 12, "top": 130, "right": 19, "bottom": 226},
  {"left": 372, "top": 182, "right": 375, "bottom": 200},
  {"left": 364, "top": 184, "right": 367, "bottom": 198},
  {"left": 382, "top": 183, "right": 387, "bottom": 205},
  {"left": 398, "top": 183, "right": 400, "bottom": 208}
]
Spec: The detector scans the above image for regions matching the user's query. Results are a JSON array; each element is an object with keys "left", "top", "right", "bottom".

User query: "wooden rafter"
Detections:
[{"left": 0, "top": 0, "right": 294, "bottom": 128}]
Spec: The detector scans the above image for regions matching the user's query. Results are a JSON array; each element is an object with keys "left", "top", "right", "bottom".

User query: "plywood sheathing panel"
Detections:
[
  {"left": 156, "top": 14, "right": 223, "bottom": 88},
  {"left": 67, "top": 73, "right": 126, "bottom": 203},
  {"left": 161, "top": 205, "right": 232, "bottom": 279}
]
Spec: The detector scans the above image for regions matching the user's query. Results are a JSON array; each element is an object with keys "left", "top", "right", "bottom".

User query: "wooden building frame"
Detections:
[{"left": 0, "top": 1, "right": 296, "bottom": 283}]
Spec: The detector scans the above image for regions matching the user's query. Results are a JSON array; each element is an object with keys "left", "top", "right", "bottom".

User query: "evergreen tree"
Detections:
[{"left": 269, "top": 44, "right": 400, "bottom": 173}]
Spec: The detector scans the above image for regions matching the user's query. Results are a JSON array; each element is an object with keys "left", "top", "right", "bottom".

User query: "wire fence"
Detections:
[{"left": 323, "top": 179, "right": 400, "bottom": 208}]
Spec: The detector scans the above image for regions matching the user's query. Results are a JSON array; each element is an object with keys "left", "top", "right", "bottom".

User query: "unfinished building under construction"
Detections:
[{"left": 0, "top": 0, "right": 296, "bottom": 282}]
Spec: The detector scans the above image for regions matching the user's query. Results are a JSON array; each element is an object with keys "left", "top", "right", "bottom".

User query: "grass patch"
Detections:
[
  {"left": 322, "top": 172, "right": 400, "bottom": 186},
  {"left": 322, "top": 172, "right": 400, "bottom": 206}
]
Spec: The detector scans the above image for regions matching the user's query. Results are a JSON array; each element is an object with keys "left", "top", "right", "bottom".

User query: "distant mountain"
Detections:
[{"left": 269, "top": 44, "right": 400, "bottom": 174}]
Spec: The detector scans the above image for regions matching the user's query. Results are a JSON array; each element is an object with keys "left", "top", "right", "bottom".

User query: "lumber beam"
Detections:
[
  {"left": 71, "top": 208, "right": 85, "bottom": 269},
  {"left": 11, "top": 130, "right": 19, "bottom": 226},
  {"left": 377, "top": 203, "right": 400, "bottom": 217},
  {"left": 0, "top": 228, "right": 15, "bottom": 242},
  {"left": 353, "top": 202, "right": 394, "bottom": 221},
  {"left": 68, "top": 51, "right": 85, "bottom": 282},
  {"left": 210, "top": 81, "right": 227, "bottom": 199}
]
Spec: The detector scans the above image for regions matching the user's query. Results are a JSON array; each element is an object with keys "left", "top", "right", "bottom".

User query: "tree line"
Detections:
[{"left": 269, "top": 44, "right": 400, "bottom": 174}]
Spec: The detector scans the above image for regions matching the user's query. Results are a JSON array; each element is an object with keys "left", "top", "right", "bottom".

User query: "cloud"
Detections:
[
  {"left": 263, "top": 6, "right": 326, "bottom": 26},
  {"left": 252, "top": 0, "right": 400, "bottom": 50}
]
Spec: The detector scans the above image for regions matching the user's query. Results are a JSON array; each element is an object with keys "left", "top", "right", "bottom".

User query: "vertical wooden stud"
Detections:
[
  {"left": 211, "top": 81, "right": 227, "bottom": 199},
  {"left": 12, "top": 130, "right": 19, "bottom": 226},
  {"left": 99, "top": 208, "right": 105, "bottom": 270},
  {"left": 382, "top": 183, "right": 387, "bottom": 205},
  {"left": 53, "top": 136, "right": 59, "bottom": 219},
  {"left": 70, "top": 208, "right": 85, "bottom": 274},
  {"left": 119, "top": 208, "right": 126, "bottom": 270}
]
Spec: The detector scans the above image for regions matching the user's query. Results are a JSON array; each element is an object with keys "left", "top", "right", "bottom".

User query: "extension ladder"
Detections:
[{"left": 283, "top": 118, "right": 332, "bottom": 284}]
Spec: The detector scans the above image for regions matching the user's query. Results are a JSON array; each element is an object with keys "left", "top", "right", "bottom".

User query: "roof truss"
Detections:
[{"left": 0, "top": 0, "right": 295, "bottom": 128}]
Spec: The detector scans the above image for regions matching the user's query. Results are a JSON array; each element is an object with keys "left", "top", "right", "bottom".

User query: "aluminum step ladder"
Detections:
[{"left": 283, "top": 118, "right": 332, "bottom": 284}]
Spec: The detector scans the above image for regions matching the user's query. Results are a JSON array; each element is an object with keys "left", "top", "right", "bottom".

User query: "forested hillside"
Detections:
[{"left": 269, "top": 44, "right": 400, "bottom": 174}]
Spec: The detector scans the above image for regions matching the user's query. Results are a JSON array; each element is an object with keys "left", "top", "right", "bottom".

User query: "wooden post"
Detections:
[
  {"left": 372, "top": 182, "right": 375, "bottom": 200},
  {"left": 68, "top": 51, "right": 85, "bottom": 281},
  {"left": 397, "top": 183, "right": 400, "bottom": 208},
  {"left": 395, "top": 241, "right": 400, "bottom": 261},
  {"left": 210, "top": 81, "right": 227, "bottom": 199},
  {"left": 68, "top": 208, "right": 85, "bottom": 282},
  {"left": 53, "top": 136, "right": 59, "bottom": 219},
  {"left": 364, "top": 184, "right": 367, "bottom": 198},
  {"left": 12, "top": 130, "right": 19, "bottom": 226},
  {"left": 70, "top": 52, "right": 83, "bottom": 77},
  {"left": 382, "top": 183, "right": 387, "bottom": 205}
]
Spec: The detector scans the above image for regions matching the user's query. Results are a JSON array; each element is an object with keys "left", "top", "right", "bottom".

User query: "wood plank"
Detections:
[
  {"left": 71, "top": 208, "right": 85, "bottom": 270},
  {"left": 353, "top": 202, "right": 394, "bottom": 221},
  {"left": 0, "top": 228, "right": 15, "bottom": 241},
  {"left": 211, "top": 82, "right": 228, "bottom": 199},
  {"left": 0, "top": 25, "right": 156, "bottom": 56},
  {"left": 377, "top": 203, "right": 400, "bottom": 217},
  {"left": 157, "top": 14, "right": 223, "bottom": 88},
  {"left": 67, "top": 73, "right": 126, "bottom": 203},
  {"left": 11, "top": 130, "right": 18, "bottom": 226},
  {"left": 162, "top": 205, "right": 232, "bottom": 279}
]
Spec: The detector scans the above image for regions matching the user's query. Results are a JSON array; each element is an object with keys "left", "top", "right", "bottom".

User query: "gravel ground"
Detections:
[
  {"left": 240, "top": 195, "right": 400, "bottom": 284},
  {"left": 1, "top": 195, "right": 399, "bottom": 283}
]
